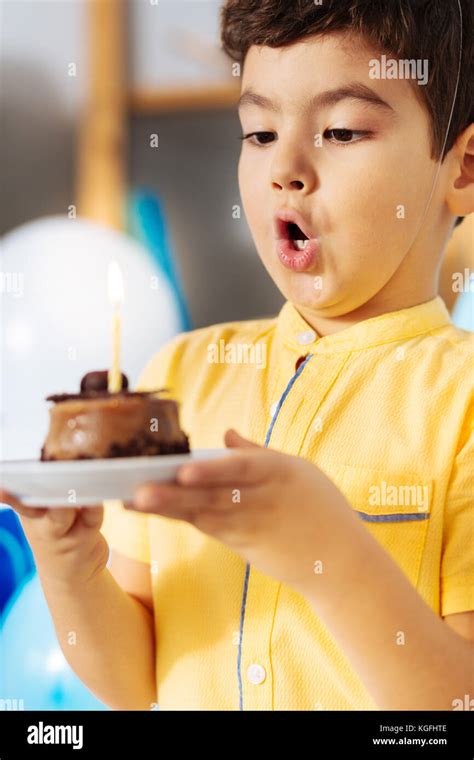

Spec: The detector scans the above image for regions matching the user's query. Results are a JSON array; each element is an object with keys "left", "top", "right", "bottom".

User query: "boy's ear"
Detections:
[{"left": 446, "top": 124, "right": 474, "bottom": 217}]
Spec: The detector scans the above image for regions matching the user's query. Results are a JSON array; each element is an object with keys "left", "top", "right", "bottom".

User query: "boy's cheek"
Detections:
[
  {"left": 238, "top": 160, "right": 259, "bottom": 211},
  {"left": 239, "top": 174, "right": 268, "bottom": 243}
]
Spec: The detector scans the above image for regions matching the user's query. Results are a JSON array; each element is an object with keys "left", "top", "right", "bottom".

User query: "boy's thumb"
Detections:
[{"left": 224, "top": 428, "right": 262, "bottom": 449}]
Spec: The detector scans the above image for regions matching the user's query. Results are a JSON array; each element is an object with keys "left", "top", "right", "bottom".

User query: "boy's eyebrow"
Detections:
[{"left": 238, "top": 83, "right": 395, "bottom": 114}]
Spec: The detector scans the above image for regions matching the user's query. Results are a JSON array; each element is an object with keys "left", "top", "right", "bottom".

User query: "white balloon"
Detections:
[{"left": 0, "top": 216, "right": 183, "bottom": 460}]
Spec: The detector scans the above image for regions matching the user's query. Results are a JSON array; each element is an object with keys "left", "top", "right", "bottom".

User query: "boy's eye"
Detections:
[
  {"left": 324, "top": 128, "right": 368, "bottom": 145},
  {"left": 239, "top": 131, "right": 276, "bottom": 146},
  {"left": 239, "top": 128, "right": 369, "bottom": 148}
]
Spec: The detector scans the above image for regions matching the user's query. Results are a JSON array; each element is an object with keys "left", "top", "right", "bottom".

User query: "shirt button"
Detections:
[
  {"left": 296, "top": 330, "right": 317, "bottom": 345},
  {"left": 246, "top": 663, "right": 266, "bottom": 685},
  {"left": 270, "top": 401, "right": 278, "bottom": 418}
]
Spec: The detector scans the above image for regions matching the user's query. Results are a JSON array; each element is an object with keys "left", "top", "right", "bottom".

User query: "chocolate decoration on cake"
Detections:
[
  {"left": 80, "top": 370, "right": 129, "bottom": 393},
  {"left": 46, "top": 389, "right": 170, "bottom": 403},
  {"left": 45, "top": 370, "right": 170, "bottom": 404}
]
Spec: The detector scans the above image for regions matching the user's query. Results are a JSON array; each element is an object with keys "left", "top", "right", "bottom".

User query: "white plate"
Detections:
[{"left": 0, "top": 449, "right": 230, "bottom": 507}]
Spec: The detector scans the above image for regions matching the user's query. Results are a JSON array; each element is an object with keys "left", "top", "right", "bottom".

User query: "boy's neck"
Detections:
[{"left": 295, "top": 285, "right": 439, "bottom": 338}]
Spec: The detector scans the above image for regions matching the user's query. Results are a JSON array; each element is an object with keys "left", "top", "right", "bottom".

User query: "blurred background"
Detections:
[
  {"left": 1, "top": 0, "right": 283, "bottom": 327},
  {"left": 0, "top": 0, "right": 285, "bottom": 466},
  {"left": 0, "top": 0, "right": 472, "bottom": 712}
]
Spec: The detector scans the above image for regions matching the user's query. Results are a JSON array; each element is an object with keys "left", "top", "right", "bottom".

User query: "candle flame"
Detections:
[{"left": 107, "top": 260, "right": 124, "bottom": 308}]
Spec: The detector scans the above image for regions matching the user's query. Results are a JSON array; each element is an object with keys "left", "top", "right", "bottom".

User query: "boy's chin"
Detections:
[
  {"left": 266, "top": 258, "right": 365, "bottom": 315},
  {"left": 280, "top": 274, "right": 378, "bottom": 319},
  {"left": 279, "top": 270, "right": 338, "bottom": 310}
]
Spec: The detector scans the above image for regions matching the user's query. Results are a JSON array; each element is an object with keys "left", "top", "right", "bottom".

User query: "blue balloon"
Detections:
[
  {"left": 451, "top": 282, "right": 474, "bottom": 332},
  {"left": 128, "top": 188, "right": 192, "bottom": 332},
  {"left": 1, "top": 573, "right": 108, "bottom": 710}
]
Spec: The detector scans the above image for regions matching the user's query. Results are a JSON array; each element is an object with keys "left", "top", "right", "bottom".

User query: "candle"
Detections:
[{"left": 107, "top": 261, "right": 124, "bottom": 393}]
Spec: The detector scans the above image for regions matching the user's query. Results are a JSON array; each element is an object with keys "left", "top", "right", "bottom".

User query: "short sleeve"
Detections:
[
  {"left": 101, "top": 499, "right": 151, "bottom": 563},
  {"left": 440, "top": 408, "right": 474, "bottom": 616},
  {"left": 100, "top": 333, "right": 186, "bottom": 563}
]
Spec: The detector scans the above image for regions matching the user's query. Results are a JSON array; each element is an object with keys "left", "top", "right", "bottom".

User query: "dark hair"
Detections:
[{"left": 221, "top": 0, "right": 473, "bottom": 168}]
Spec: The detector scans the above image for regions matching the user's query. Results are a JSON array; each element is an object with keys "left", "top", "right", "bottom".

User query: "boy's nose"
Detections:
[
  {"left": 271, "top": 144, "right": 318, "bottom": 194},
  {"left": 272, "top": 177, "right": 307, "bottom": 192}
]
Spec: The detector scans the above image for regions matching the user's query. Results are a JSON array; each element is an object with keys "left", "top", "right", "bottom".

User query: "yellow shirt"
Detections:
[{"left": 101, "top": 296, "right": 474, "bottom": 710}]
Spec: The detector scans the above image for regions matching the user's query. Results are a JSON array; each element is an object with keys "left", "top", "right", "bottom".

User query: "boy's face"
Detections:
[{"left": 238, "top": 33, "right": 445, "bottom": 320}]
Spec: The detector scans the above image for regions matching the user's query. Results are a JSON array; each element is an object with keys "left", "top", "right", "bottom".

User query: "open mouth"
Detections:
[
  {"left": 274, "top": 211, "right": 320, "bottom": 272},
  {"left": 287, "top": 222, "right": 309, "bottom": 250},
  {"left": 274, "top": 211, "right": 315, "bottom": 251}
]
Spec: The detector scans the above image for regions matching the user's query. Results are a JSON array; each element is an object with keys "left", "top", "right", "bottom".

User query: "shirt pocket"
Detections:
[{"left": 333, "top": 464, "right": 433, "bottom": 588}]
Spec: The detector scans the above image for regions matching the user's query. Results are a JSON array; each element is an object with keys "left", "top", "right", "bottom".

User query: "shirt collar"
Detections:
[{"left": 276, "top": 296, "right": 452, "bottom": 354}]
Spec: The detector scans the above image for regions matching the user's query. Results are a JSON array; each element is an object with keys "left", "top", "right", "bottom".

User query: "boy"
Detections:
[{"left": 3, "top": 0, "right": 473, "bottom": 710}]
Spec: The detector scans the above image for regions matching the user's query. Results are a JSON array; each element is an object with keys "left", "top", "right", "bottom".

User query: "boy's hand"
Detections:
[
  {"left": 0, "top": 490, "right": 109, "bottom": 588},
  {"left": 131, "top": 429, "right": 358, "bottom": 593}
]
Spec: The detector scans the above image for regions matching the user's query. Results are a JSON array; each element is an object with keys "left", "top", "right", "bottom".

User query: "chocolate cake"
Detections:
[{"left": 40, "top": 371, "right": 190, "bottom": 461}]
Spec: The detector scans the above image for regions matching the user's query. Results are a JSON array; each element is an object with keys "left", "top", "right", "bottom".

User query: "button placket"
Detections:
[
  {"left": 239, "top": 569, "right": 280, "bottom": 710},
  {"left": 239, "top": 353, "right": 345, "bottom": 710},
  {"left": 267, "top": 353, "right": 347, "bottom": 453}
]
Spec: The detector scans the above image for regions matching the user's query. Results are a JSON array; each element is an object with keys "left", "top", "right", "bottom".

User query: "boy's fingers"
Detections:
[
  {"left": 0, "top": 489, "right": 47, "bottom": 519},
  {"left": 131, "top": 483, "right": 203, "bottom": 517},
  {"left": 224, "top": 428, "right": 262, "bottom": 449},
  {"left": 46, "top": 507, "right": 81, "bottom": 533},
  {"left": 176, "top": 449, "right": 276, "bottom": 487},
  {"left": 80, "top": 506, "right": 104, "bottom": 528},
  {"left": 0, "top": 490, "right": 101, "bottom": 530},
  {"left": 0, "top": 489, "right": 22, "bottom": 510},
  {"left": 132, "top": 483, "right": 238, "bottom": 518},
  {"left": 47, "top": 507, "right": 74, "bottom": 520},
  {"left": 14, "top": 504, "right": 47, "bottom": 519}
]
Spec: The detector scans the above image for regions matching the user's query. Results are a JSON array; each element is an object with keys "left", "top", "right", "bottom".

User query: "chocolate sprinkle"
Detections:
[
  {"left": 80, "top": 370, "right": 129, "bottom": 393},
  {"left": 45, "top": 369, "right": 170, "bottom": 403},
  {"left": 46, "top": 388, "right": 170, "bottom": 404},
  {"left": 40, "top": 435, "right": 190, "bottom": 461}
]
